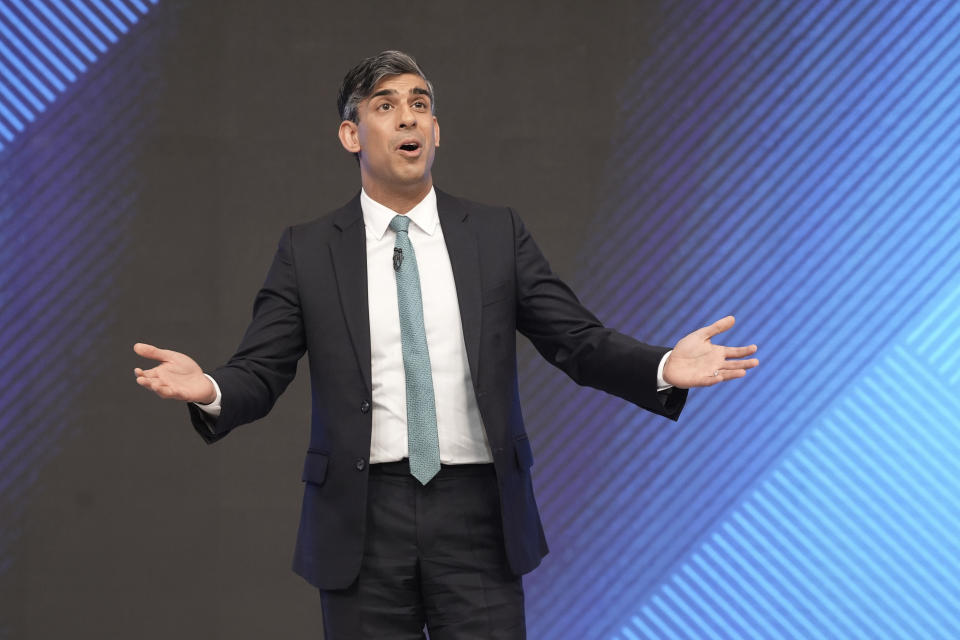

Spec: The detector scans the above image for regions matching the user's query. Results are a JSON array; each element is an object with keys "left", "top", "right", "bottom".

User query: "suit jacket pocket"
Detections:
[
  {"left": 302, "top": 449, "right": 329, "bottom": 485},
  {"left": 514, "top": 435, "right": 534, "bottom": 470}
]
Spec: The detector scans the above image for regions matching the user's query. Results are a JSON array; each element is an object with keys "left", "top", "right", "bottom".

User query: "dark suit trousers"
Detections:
[{"left": 319, "top": 462, "right": 525, "bottom": 639}]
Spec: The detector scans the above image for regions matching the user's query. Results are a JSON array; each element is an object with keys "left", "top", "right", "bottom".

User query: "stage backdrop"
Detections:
[{"left": 2, "top": 1, "right": 959, "bottom": 639}]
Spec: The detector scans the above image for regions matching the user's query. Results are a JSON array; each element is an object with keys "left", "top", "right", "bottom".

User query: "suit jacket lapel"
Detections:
[
  {"left": 436, "top": 189, "right": 482, "bottom": 389},
  {"left": 329, "top": 194, "right": 372, "bottom": 395}
]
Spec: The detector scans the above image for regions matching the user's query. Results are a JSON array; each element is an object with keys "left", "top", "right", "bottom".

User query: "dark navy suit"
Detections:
[{"left": 188, "top": 189, "right": 686, "bottom": 590}]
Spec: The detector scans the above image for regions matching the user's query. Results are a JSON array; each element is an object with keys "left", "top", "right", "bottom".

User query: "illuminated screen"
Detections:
[{"left": 2, "top": 1, "right": 959, "bottom": 638}]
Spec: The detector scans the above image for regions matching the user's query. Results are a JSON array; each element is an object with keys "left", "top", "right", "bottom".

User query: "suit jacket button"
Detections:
[
  {"left": 355, "top": 458, "right": 366, "bottom": 471},
  {"left": 360, "top": 400, "right": 371, "bottom": 413}
]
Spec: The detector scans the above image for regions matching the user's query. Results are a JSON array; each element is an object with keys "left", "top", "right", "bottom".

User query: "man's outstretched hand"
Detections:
[
  {"left": 133, "top": 343, "right": 216, "bottom": 404},
  {"left": 662, "top": 316, "right": 758, "bottom": 389}
]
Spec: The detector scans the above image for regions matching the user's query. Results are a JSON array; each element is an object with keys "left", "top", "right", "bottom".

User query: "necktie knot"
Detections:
[{"left": 390, "top": 214, "right": 410, "bottom": 234}]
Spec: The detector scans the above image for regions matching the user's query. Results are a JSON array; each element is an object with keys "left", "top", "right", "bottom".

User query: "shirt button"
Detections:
[
  {"left": 355, "top": 458, "right": 366, "bottom": 471},
  {"left": 360, "top": 400, "right": 371, "bottom": 413}
]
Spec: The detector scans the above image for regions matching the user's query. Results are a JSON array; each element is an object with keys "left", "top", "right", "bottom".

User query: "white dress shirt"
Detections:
[
  {"left": 361, "top": 187, "right": 492, "bottom": 464},
  {"left": 197, "top": 188, "right": 672, "bottom": 460}
]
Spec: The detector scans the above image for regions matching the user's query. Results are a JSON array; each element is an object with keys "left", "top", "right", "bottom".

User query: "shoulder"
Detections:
[
  {"left": 435, "top": 188, "right": 522, "bottom": 243},
  {"left": 284, "top": 192, "right": 363, "bottom": 244},
  {"left": 436, "top": 187, "right": 513, "bottom": 218}
]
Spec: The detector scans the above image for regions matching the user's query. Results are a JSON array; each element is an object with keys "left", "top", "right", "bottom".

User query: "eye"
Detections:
[
  {"left": 377, "top": 103, "right": 393, "bottom": 111},
  {"left": 413, "top": 100, "right": 427, "bottom": 110}
]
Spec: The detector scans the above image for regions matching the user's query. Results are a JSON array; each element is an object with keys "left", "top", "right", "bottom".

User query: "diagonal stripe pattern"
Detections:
[
  {"left": 521, "top": 1, "right": 960, "bottom": 638},
  {"left": 0, "top": 0, "right": 158, "bottom": 152},
  {"left": 611, "top": 336, "right": 960, "bottom": 639},
  {"left": 0, "top": 3, "right": 162, "bottom": 633}
]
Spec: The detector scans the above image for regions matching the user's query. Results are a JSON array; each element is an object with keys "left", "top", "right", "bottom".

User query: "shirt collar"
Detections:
[{"left": 361, "top": 187, "right": 438, "bottom": 240}]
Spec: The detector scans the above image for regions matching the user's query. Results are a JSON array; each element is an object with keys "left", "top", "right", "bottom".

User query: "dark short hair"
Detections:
[{"left": 337, "top": 50, "right": 435, "bottom": 123}]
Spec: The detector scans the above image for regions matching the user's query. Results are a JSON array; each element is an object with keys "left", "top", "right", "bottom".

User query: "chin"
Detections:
[{"left": 393, "top": 167, "right": 430, "bottom": 185}]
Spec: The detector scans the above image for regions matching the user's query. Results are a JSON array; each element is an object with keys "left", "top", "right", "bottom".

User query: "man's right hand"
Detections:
[{"left": 133, "top": 343, "right": 216, "bottom": 404}]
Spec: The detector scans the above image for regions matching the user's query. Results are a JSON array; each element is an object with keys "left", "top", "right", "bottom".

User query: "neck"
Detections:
[{"left": 361, "top": 178, "right": 433, "bottom": 214}]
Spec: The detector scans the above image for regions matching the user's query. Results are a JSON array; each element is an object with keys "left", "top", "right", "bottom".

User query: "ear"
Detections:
[
  {"left": 338, "top": 120, "right": 361, "bottom": 154},
  {"left": 432, "top": 116, "right": 440, "bottom": 148}
]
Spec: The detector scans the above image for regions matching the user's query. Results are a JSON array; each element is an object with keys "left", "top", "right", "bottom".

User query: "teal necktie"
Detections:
[{"left": 389, "top": 215, "right": 441, "bottom": 485}]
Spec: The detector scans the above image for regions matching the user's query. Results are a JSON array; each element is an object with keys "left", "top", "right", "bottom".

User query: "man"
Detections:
[{"left": 134, "top": 51, "right": 758, "bottom": 639}]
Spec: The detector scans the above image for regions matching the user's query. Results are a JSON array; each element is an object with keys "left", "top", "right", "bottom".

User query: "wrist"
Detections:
[
  {"left": 658, "top": 351, "right": 674, "bottom": 389},
  {"left": 197, "top": 379, "right": 217, "bottom": 405}
]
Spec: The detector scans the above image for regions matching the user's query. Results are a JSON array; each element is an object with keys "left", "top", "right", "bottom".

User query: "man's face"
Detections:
[{"left": 339, "top": 73, "right": 440, "bottom": 196}]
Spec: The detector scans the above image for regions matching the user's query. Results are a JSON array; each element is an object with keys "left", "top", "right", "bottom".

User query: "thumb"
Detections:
[
  {"left": 134, "top": 342, "right": 172, "bottom": 362},
  {"left": 702, "top": 315, "right": 735, "bottom": 339}
]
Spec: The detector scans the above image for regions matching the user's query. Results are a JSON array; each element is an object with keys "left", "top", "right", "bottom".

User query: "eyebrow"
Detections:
[{"left": 369, "top": 87, "right": 432, "bottom": 100}]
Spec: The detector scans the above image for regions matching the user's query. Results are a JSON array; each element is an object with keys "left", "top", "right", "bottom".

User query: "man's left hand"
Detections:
[{"left": 662, "top": 316, "right": 758, "bottom": 388}]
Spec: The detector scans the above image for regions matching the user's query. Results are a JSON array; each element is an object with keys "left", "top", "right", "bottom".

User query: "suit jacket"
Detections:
[{"left": 188, "top": 189, "right": 687, "bottom": 590}]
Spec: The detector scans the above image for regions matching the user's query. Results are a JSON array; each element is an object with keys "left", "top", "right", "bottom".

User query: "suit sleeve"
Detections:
[
  {"left": 510, "top": 209, "right": 686, "bottom": 420},
  {"left": 188, "top": 227, "right": 308, "bottom": 442}
]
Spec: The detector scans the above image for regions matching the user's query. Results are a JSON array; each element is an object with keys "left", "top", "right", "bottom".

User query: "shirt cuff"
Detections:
[
  {"left": 194, "top": 374, "right": 222, "bottom": 416},
  {"left": 657, "top": 351, "right": 673, "bottom": 392}
]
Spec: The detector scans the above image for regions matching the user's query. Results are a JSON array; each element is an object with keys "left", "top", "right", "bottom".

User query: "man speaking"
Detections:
[{"left": 134, "top": 50, "right": 758, "bottom": 639}]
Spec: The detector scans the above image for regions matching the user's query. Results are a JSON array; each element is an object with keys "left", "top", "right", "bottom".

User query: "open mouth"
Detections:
[{"left": 399, "top": 142, "right": 421, "bottom": 152}]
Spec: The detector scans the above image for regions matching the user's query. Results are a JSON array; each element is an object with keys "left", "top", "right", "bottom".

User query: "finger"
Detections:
[
  {"left": 721, "top": 358, "right": 759, "bottom": 370},
  {"left": 701, "top": 315, "right": 736, "bottom": 339},
  {"left": 704, "top": 371, "right": 726, "bottom": 386},
  {"left": 155, "top": 385, "right": 177, "bottom": 399},
  {"left": 134, "top": 342, "right": 174, "bottom": 362},
  {"left": 706, "top": 368, "right": 746, "bottom": 383},
  {"left": 133, "top": 342, "right": 155, "bottom": 356},
  {"left": 137, "top": 376, "right": 167, "bottom": 390},
  {"left": 720, "top": 369, "right": 747, "bottom": 381},
  {"left": 138, "top": 377, "right": 177, "bottom": 399},
  {"left": 723, "top": 344, "right": 757, "bottom": 358},
  {"left": 136, "top": 376, "right": 159, "bottom": 389}
]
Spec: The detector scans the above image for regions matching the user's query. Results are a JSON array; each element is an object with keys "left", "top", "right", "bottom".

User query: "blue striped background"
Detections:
[
  {"left": 0, "top": 0, "right": 156, "bottom": 152},
  {"left": 523, "top": 2, "right": 960, "bottom": 638},
  {"left": 0, "top": 0, "right": 159, "bottom": 599},
  {"left": 2, "top": 1, "right": 959, "bottom": 638}
]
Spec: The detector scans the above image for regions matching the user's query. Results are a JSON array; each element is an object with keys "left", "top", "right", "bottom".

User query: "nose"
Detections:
[{"left": 397, "top": 103, "right": 417, "bottom": 128}]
